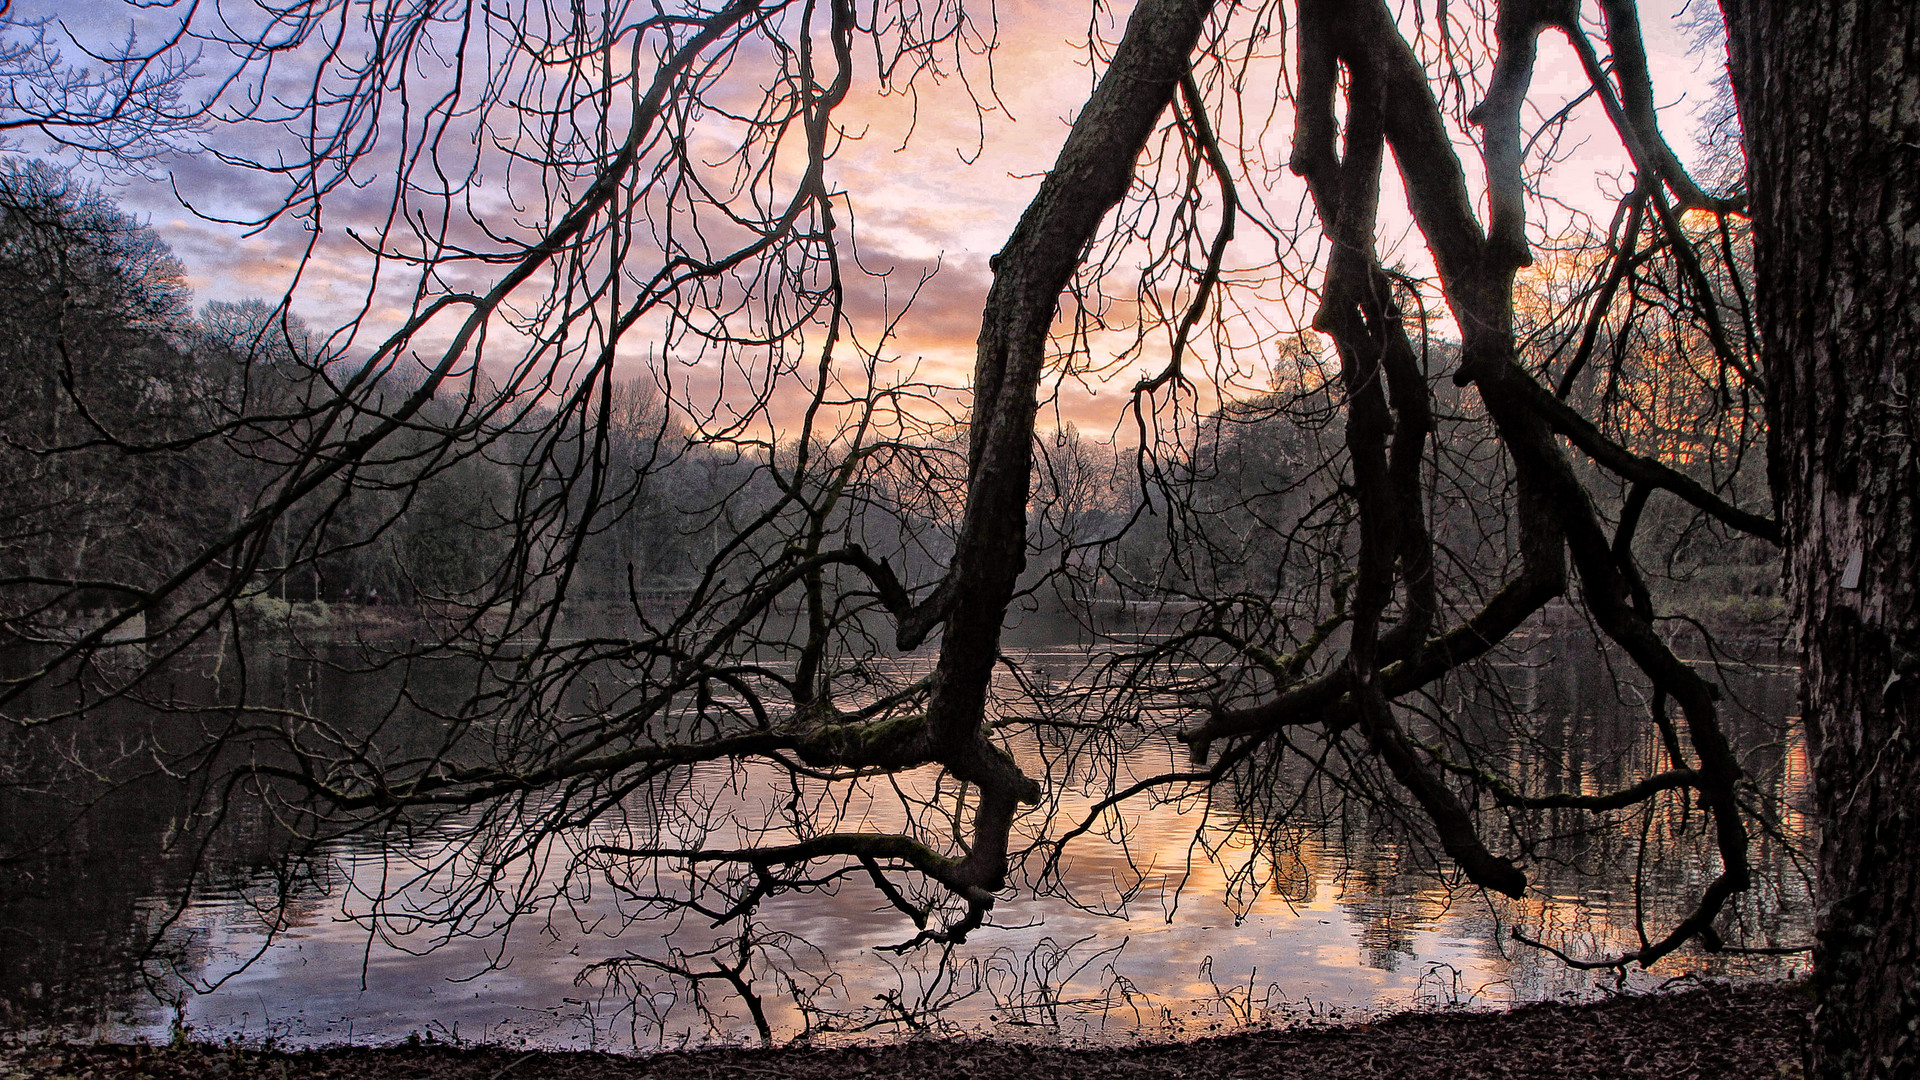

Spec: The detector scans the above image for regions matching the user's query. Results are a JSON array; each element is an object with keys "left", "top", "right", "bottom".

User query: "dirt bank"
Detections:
[{"left": 1, "top": 980, "right": 1809, "bottom": 1080}]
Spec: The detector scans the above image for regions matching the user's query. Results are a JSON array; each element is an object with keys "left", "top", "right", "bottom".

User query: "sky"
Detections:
[{"left": 13, "top": 0, "right": 1729, "bottom": 437}]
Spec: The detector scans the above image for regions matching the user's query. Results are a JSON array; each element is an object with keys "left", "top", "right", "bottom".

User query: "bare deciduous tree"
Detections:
[{"left": 0, "top": 0, "right": 1870, "bottom": 1059}]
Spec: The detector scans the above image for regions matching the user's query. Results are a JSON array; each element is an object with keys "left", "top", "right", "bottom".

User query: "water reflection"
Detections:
[{"left": 0, "top": 627, "right": 1811, "bottom": 1049}]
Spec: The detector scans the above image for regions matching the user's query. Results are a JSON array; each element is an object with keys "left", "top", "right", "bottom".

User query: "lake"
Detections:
[{"left": 0, "top": 622, "right": 1812, "bottom": 1051}]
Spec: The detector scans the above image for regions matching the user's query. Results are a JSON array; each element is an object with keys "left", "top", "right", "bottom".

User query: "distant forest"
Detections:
[{"left": 1, "top": 157, "right": 1780, "bottom": 641}]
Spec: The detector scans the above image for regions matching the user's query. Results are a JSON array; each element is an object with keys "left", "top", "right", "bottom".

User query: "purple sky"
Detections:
[{"left": 15, "top": 0, "right": 1728, "bottom": 435}]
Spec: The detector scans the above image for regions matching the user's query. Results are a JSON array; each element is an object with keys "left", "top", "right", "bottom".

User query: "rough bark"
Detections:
[{"left": 1721, "top": 2, "right": 1920, "bottom": 1076}]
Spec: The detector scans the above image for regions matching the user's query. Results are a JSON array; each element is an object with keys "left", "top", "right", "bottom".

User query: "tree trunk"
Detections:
[{"left": 1721, "top": 2, "right": 1920, "bottom": 1076}]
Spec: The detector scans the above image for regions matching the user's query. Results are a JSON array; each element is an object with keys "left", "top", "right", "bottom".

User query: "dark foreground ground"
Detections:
[{"left": 2, "top": 980, "right": 1808, "bottom": 1080}]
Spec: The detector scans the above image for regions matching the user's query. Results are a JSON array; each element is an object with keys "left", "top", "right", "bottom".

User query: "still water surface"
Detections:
[{"left": 0, "top": 628, "right": 1813, "bottom": 1051}]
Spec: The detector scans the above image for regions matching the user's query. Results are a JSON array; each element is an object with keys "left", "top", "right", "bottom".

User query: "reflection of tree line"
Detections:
[
  {"left": 0, "top": 717, "right": 314, "bottom": 1029},
  {"left": 0, "top": 646, "right": 478, "bottom": 1030}
]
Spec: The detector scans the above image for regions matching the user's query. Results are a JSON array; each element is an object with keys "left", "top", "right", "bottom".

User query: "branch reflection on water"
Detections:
[{"left": 0, "top": 622, "right": 1811, "bottom": 1049}]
